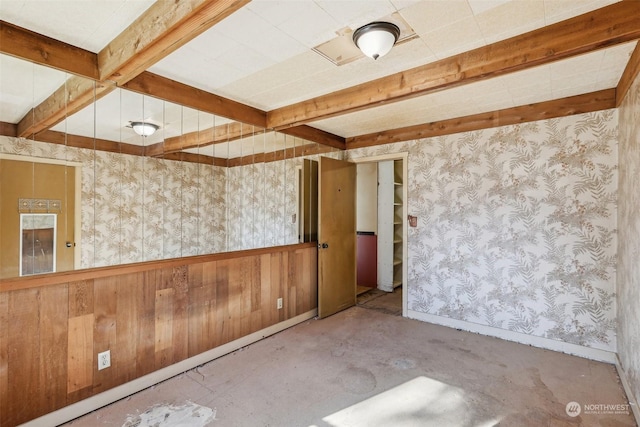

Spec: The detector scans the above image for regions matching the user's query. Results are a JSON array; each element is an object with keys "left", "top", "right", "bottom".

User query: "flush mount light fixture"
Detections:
[
  {"left": 353, "top": 21, "right": 400, "bottom": 60},
  {"left": 130, "top": 121, "right": 159, "bottom": 137}
]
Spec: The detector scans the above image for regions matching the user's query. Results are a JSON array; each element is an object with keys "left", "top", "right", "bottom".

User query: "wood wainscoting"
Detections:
[{"left": 0, "top": 243, "right": 317, "bottom": 426}]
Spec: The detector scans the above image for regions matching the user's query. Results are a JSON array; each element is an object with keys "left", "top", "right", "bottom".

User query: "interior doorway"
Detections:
[
  {"left": 353, "top": 153, "right": 408, "bottom": 317},
  {"left": 0, "top": 154, "right": 81, "bottom": 278},
  {"left": 299, "top": 154, "right": 408, "bottom": 319}
]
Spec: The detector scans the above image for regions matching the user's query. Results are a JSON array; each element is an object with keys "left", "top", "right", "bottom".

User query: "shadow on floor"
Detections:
[{"left": 357, "top": 286, "right": 402, "bottom": 316}]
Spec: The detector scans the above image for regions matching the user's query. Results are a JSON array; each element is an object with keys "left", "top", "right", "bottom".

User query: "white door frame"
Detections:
[{"left": 351, "top": 152, "right": 409, "bottom": 318}]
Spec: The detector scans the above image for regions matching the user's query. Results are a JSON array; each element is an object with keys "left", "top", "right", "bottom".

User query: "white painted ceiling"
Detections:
[{"left": 0, "top": 0, "right": 636, "bottom": 159}]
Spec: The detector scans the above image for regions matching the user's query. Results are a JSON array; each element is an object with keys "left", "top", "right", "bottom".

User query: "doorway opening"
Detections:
[
  {"left": 353, "top": 153, "right": 408, "bottom": 317},
  {"left": 304, "top": 154, "right": 408, "bottom": 319},
  {"left": 0, "top": 154, "right": 82, "bottom": 279}
]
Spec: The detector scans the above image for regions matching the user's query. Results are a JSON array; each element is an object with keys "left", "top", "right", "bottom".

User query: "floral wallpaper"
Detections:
[
  {"left": 348, "top": 110, "right": 619, "bottom": 352},
  {"left": 617, "top": 71, "right": 640, "bottom": 405},
  {"left": 0, "top": 108, "right": 622, "bottom": 357},
  {"left": 227, "top": 157, "right": 313, "bottom": 251}
]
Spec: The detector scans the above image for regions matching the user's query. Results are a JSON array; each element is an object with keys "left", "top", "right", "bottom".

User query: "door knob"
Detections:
[{"left": 321, "top": 243, "right": 329, "bottom": 248}]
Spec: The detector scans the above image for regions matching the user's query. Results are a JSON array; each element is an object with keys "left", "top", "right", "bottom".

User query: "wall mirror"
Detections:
[
  {"left": 20, "top": 213, "right": 57, "bottom": 276},
  {"left": 0, "top": 52, "right": 331, "bottom": 280}
]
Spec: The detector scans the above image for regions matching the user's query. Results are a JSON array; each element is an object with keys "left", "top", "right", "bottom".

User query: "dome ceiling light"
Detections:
[
  {"left": 130, "top": 121, "right": 159, "bottom": 137},
  {"left": 352, "top": 21, "right": 400, "bottom": 60}
]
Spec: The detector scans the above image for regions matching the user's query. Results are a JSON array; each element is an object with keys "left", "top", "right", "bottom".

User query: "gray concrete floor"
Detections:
[
  {"left": 357, "top": 286, "right": 403, "bottom": 316},
  {"left": 64, "top": 292, "right": 635, "bottom": 427}
]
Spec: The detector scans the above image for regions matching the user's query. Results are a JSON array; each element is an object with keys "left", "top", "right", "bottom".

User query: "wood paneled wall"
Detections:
[{"left": 0, "top": 243, "right": 317, "bottom": 426}]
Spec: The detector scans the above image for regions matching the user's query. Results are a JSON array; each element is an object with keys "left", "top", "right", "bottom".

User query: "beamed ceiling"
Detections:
[{"left": 1, "top": 0, "right": 639, "bottom": 165}]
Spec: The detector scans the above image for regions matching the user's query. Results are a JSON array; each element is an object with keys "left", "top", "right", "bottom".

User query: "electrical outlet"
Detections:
[
  {"left": 277, "top": 297, "right": 283, "bottom": 310},
  {"left": 98, "top": 350, "right": 111, "bottom": 370}
]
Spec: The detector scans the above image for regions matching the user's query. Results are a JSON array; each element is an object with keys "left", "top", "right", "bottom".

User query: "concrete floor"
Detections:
[{"left": 63, "top": 292, "right": 635, "bottom": 427}]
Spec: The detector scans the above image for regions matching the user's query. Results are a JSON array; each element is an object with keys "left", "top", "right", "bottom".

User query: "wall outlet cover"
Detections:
[{"left": 98, "top": 350, "right": 111, "bottom": 370}]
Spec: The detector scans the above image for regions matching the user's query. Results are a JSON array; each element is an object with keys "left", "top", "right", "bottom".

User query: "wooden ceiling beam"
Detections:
[
  {"left": 279, "top": 125, "right": 345, "bottom": 150},
  {"left": 162, "top": 121, "right": 264, "bottom": 155},
  {"left": 0, "top": 122, "right": 18, "bottom": 137},
  {"left": 10, "top": 89, "right": 615, "bottom": 167},
  {"left": 124, "top": 72, "right": 346, "bottom": 149},
  {"left": 98, "top": 0, "right": 249, "bottom": 85},
  {"left": 124, "top": 72, "right": 267, "bottom": 128},
  {"left": 616, "top": 41, "right": 640, "bottom": 107},
  {"left": 17, "top": 76, "right": 112, "bottom": 138},
  {"left": 227, "top": 143, "right": 334, "bottom": 167},
  {"left": 0, "top": 20, "right": 99, "bottom": 80},
  {"left": 162, "top": 152, "right": 228, "bottom": 167},
  {"left": 346, "top": 89, "right": 616, "bottom": 149},
  {"left": 30, "top": 129, "right": 228, "bottom": 165},
  {"left": 11, "top": 0, "right": 249, "bottom": 139},
  {"left": 267, "top": 1, "right": 640, "bottom": 130},
  {"left": 32, "top": 130, "right": 145, "bottom": 156}
]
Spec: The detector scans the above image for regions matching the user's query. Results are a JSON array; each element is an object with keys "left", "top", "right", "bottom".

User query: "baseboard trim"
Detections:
[
  {"left": 615, "top": 356, "right": 640, "bottom": 424},
  {"left": 21, "top": 309, "right": 318, "bottom": 427},
  {"left": 407, "top": 309, "right": 617, "bottom": 363}
]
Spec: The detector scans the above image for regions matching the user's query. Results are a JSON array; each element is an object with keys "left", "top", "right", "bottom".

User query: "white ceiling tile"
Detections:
[
  {"left": 600, "top": 41, "right": 637, "bottom": 68},
  {"left": 390, "top": 0, "right": 422, "bottom": 8},
  {"left": 151, "top": 53, "right": 246, "bottom": 94},
  {"left": 317, "top": 0, "right": 397, "bottom": 29},
  {"left": 475, "top": 0, "right": 545, "bottom": 44},
  {"left": 552, "top": 83, "right": 606, "bottom": 100},
  {"left": 210, "top": 7, "right": 307, "bottom": 62},
  {"left": 177, "top": 30, "right": 241, "bottom": 60},
  {"left": 1, "top": 0, "right": 633, "bottom": 145},
  {"left": 215, "top": 47, "right": 277, "bottom": 76},
  {"left": 246, "top": 0, "right": 310, "bottom": 27},
  {"left": 400, "top": 1, "right": 474, "bottom": 35},
  {"left": 269, "top": 1, "right": 340, "bottom": 47},
  {"left": 499, "top": 64, "right": 551, "bottom": 88},
  {"left": 543, "top": 0, "right": 620, "bottom": 25},
  {"left": 508, "top": 81, "right": 553, "bottom": 100},
  {"left": 467, "top": 0, "right": 511, "bottom": 15},
  {"left": 0, "top": 0, "right": 154, "bottom": 52},
  {"left": 422, "top": 16, "right": 487, "bottom": 59},
  {"left": 386, "top": 38, "right": 438, "bottom": 72},
  {"left": 551, "top": 73, "right": 599, "bottom": 94},
  {"left": 549, "top": 51, "right": 605, "bottom": 80},
  {"left": 0, "top": 54, "right": 68, "bottom": 123}
]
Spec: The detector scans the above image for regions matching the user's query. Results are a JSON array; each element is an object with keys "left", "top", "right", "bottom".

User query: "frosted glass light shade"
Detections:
[
  {"left": 131, "top": 121, "right": 159, "bottom": 137},
  {"left": 353, "top": 22, "right": 400, "bottom": 60}
]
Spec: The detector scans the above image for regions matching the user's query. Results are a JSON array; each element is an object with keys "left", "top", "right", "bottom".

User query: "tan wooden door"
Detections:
[
  {"left": 318, "top": 156, "right": 357, "bottom": 318},
  {"left": 0, "top": 159, "right": 75, "bottom": 278}
]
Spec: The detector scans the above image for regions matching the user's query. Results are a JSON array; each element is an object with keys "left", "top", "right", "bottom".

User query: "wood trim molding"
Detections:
[
  {"left": 0, "top": 20, "right": 99, "bottom": 80},
  {"left": 0, "top": 242, "right": 317, "bottom": 293},
  {"left": 346, "top": 89, "right": 617, "bottom": 148},
  {"left": 267, "top": 1, "right": 640, "bottom": 130},
  {"left": 616, "top": 41, "right": 640, "bottom": 107}
]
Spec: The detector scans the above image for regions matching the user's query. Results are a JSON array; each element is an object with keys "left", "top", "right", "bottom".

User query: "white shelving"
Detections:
[{"left": 377, "top": 159, "right": 403, "bottom": 292}]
